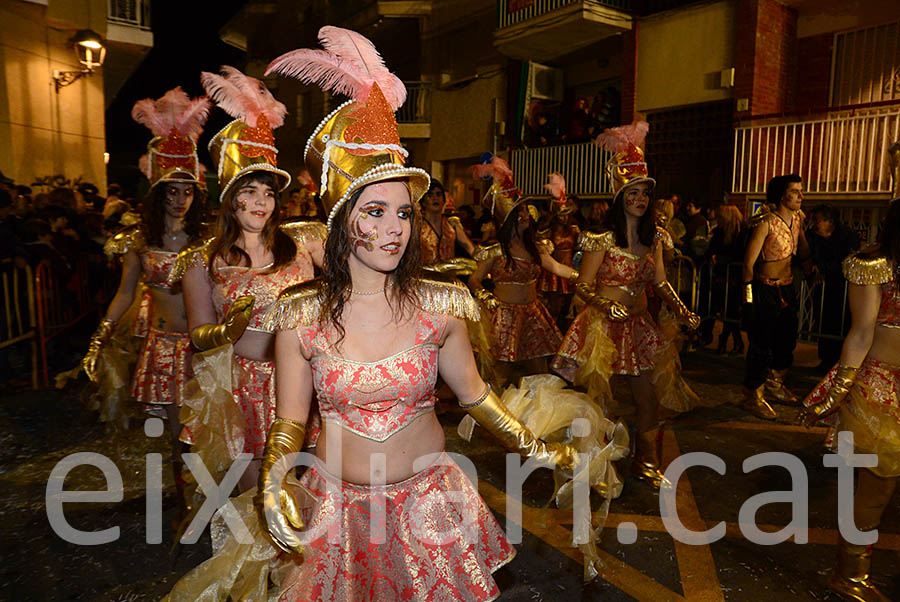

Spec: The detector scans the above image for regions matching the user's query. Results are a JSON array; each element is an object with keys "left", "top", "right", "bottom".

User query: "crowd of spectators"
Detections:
[{"left": 0, "top": 171, "right": 136, "bottom": 390}]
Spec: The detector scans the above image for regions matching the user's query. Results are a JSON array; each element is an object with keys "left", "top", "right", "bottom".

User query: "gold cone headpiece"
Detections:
[{"left": 594, "top": 121, "right": 655, "bottom": 203}]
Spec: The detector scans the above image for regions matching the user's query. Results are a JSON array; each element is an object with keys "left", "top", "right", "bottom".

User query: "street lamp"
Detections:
[{"left": 52, "top": 29, "right": 107, "bottom": 93}]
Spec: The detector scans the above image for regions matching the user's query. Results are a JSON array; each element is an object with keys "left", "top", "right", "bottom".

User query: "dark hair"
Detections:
[
  {"left": 427, "top": 178, "right": 444, "bottom": 195},
  {"left": 48, "top": 187, "right": 77, "bottom": 210},
  {"left": 319, "top": 183, "right": 422, "bottom": 346},
  {"left": 766, "top": 174, "right": 802, "bottom": 206},
  {"left": 107, "top": 183, "right": 122, "bottom": 197},
  {"left": 498, "top": 204, "right": 540, "bottom": 268},
  {"left": 603, "top": 193, "right": 657, "bottom": 248},
  {"left": 142, "top": 181, "right": 208, "bottom": 248},
  {"left": 877, "top": 198, "right": 900, "bottom": 266},
  {"left": 0, "top": 188, "right": 11, "bottom": 209},
  {"left": 24, "top": 218, "right": 51, "bottom": 240},
  {"left": 43, "top": 204, "right": 69, "bottom": 221},
  {"left": 207, "top": 172, "right": 296, "bottom": 276},
  {"left": 809, "top": 203, "right": 838, "bottom": 223}
]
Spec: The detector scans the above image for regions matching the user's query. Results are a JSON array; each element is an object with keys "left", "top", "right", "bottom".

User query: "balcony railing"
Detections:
[
  {"left": 511, "top": 141, "right": 613, "bottom": 197},
  {"left": 497, "top": 0, "right": 630, "bottom": 29},
  {"left": 732, "top": 106, "right": 900, "bottom": 195},
  {"left": 108, "top": 0, "right": 151, "bottom": 30},
  {"left": 396, "top": 82, "right": 431, "bottom": 124}
]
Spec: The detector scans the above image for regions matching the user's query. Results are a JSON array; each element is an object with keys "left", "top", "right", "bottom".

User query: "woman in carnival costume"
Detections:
[
  {"left": 169, "top": 66, "right": 326, "bottom": 493},
  {"left": 468, "top": 156, "right": 576, "bottom": 384},
  {"left": 80, "top": 88, "right": 210, "bottom": 476},
  {"left": 552, "top": 122, "right": 701, "bottom": 489},
  {"left": 538, "top": 171, "right": 581, "bottom": 329},
  {"left": 800, "top": 185, "right": 900, "bottom": 601},
  {"left": 419, "top": 177, "right": 476, "bottom": 271},
  {"left": 164, "top": 27, "right": 615, "bottom": 602}
]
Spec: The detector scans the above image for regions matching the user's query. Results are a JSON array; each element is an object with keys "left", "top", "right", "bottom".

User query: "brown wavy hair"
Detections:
[
  {"left": 143, "top": 182, "right": 208, "bottom": 247},
  {"left": 604, "top": 189, "right": 657, "bottom": 248},
  {"left": 207, "top": 172, "right": 296, "bottom": 276},
  {"left": 498, "top": 204, "right": 540, "bottom": 269},
  {"left": 319, "top": 183, "right": 422, "bottom": 346}
]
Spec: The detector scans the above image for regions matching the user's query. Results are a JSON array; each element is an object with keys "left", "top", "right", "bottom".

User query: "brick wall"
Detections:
[
  {"left": 795, "top": 33, "right": 833, "bottom": 112},
  {"left": 734, "top": 0, "right": 799, "bottom": 117}
]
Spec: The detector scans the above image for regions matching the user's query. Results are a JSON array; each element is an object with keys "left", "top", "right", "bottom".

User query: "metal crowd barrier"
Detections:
[
  {"left": 691, "top": 260, "right": 851, "bottom": 344},
  {"left": 0, "top": 262, "right": 39, "bottom": 389}
]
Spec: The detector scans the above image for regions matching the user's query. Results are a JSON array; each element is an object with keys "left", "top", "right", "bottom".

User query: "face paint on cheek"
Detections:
[
  {"left": 235, "top": 198, "right": 248, "bottom": 212},
  {"left": 350, "top": 208, "right": 379, "bottom": 252}
]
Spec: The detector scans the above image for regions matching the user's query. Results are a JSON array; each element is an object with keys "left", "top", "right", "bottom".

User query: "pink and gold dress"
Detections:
[
  {"left": 273, "top": 290, "right": 515, "bottom": 601},
  {"left": 475, "top": 242, "right": 563, "bottom": 362},
  {"left": 803, "top": 252, "right": 900, "bottom": 477},
  {"left": 171, "top": 221, "right": 325, "bottom": 458},
  {"left": 538, "top": 224, "right": 579, "bottom": 294},
  {"left": 552, "top": 229, "right": 699, "bottom": 414},
  {"left": 103, "top": 225, "right": 193, "bottom": 410}
]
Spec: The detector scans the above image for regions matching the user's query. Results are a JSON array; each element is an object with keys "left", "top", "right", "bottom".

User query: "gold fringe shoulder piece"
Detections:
[
  {"left": 536, "top": 238, "right": 554, "bottom": 255},
  {"left": 280, "top": 218, "right": 327, "bottom": 247},
  {"left": 473, "top": 242, "right": 502, "bottom": 263},
  {"left": 577, "top": 230, "right": 614, "bottom": 253},
  {"left": 447, "top": 215, "right": 462, "bottom": 229},
  {"left": 748, "top": 210, "right": 773, "bottom": 230},
  {"left": 103, "top": 225, "right": 146, "bottom": 258},
  {"left": 167, "top": 234, "right": 216, "bottom": 285},
  {"left": 416, "top": 271, "right": 481, "bottom": 321},
  {"left": 261, "top": 277, "right": 325, "bottom": 331},
  {"left": 843, "top": 251, "right": 894, "bottom": 285}
]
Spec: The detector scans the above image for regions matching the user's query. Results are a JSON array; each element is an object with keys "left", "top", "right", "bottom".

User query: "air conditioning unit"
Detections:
[{"left": 528, "top": 62, "right": 564, "bottom": 102}]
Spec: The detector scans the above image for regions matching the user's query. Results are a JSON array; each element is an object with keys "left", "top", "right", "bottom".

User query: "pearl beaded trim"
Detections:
[{"left": 325, "top": 164, "right": 430, "bottom": 231}]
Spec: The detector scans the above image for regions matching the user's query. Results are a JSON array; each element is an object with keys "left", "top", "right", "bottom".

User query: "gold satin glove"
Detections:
[
  {"left": 575, "top": 282, "right": 628, "bottom": 321},
  {"left": 473, "top": 287, "right": 500, "bottom": 312},
  {"left": 567, "top": 269, "right": 579, "bottom": 283},
  {"left": 743, "top": 282, "right": 754, "bottom": 304},
  {"left": 799, "top": 365, "right": 858, "bottom": 427},
  {"left": 654, "top": 280, "right": 700, "bottom": 329},
  {"left": 462, "top": 386, "right": 577, "bottom": 472},
  {"left": 255, "top": 418, "right": 307, "bottom": 556},
  {"left": 82, "top": 319, "right": 115, "bottom": 382},
  {"left": 190, "top": 296, "right": 254, "bottom": 351}
]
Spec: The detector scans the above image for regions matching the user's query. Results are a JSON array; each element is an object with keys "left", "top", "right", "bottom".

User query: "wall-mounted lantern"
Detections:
[{"left": 52, "top": 29, "right": 107, "bottom": 93}]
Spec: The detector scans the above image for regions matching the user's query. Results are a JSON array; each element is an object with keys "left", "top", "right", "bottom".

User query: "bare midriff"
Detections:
[
  {"left": 149, "top": 288, "right": 189, "bottom": 333},
  {"left": 869, "top": 326, "right": 900, "bottom": 367},
  {"left": 314, "top": 411, "right": 446, "bottom": 485},
  {"left": 596, "top": 283, "right": 649, "bottom": 314},
  {"left": 755, "top": 256, "right": 793, "bottom": 284},
  {"left": 494, "top": 280, "right": 538, "bottom": 305},
  {"left": 234, "top": 329, "right": 276, "bottom": 361}
]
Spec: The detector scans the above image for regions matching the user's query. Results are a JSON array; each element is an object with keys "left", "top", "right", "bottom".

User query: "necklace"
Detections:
[{"left": 350, "top": 281, "right": 395, "bottom": 296}]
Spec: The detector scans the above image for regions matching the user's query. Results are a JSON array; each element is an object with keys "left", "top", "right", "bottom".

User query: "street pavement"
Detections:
[{"left": 1, "top": 342, "right": 898, "bottom": 601}]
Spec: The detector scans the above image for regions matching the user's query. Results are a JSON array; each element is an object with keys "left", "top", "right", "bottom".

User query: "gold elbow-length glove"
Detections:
[
  {"left": 190, "top": 296, "right": 255, "bottom": 351},
  {"left": 472, "top": 286, "right": 500, "bottom": 312},
  {"left": 255, "top": 418, "right": 307, "bottom": 556},
  {"left": 462, "top": 385, "right": 577, "bottom": 471},
  {"left": 575, "top": 282, "right": 629, "bottom": 321},
  {"left": 654, "top": 280, "right": 700, "bottom": 330},
  {"left": 82, "top": 319, "right": 116, "bottom": 382},
  {"left": 799, "top": 365, "right": 858, "bottom": 427}
]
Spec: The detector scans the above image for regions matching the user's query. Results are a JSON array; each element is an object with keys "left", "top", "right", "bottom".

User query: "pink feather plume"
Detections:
[
  {"left": 200, "top": 66, "right": 287, "bottom": 129},
  {"left": 265, "top": 26, "right": 406, "bottom": 110},
  {"left": 470, "top": 155, "right": 515, "bottom": 187},
  {"left": 131, "top": 87, "right": 211, "bottom": 141},
  {"left": 593, "top": 121, "right": 650, "bottom": 153},
  {"left": 138, "top": 154, "right": 151, "bottom": 178},
  {"left": 544, "top": 172, "right": 566, "bottom": 200}
]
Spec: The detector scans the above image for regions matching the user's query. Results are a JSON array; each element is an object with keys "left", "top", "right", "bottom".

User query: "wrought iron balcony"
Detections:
[
  {"left": 108, "top": 0, "right": 151, "bottom": 30},
  {"left": 511, "top": 141, "right": 613, "bottom": 197}
]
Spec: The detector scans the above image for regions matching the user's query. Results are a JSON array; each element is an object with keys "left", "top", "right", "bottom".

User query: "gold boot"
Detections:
[
  {"left": 765, "top": 368, "right": 799, "bottom": 404},
  {"left": 829, "top": 541, "right": 891, "bottom": 602},
  {"left": 742, "top": 385, "right": 777, "bottom": 420},
  {"left": 632, "top": 427, "right": 667, "bottom": 489}
]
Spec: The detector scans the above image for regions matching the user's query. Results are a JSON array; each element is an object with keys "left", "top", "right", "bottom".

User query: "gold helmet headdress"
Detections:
[
  {"left": 131, "top": 87, "right": 211, "bottom": 189},
  {"left": 544, "top": 171, "right": 576, "bottom": 216},
  {"left": 201, "top": 66, "right": 291, "bottom": 202},
  {"left": 594, "top": 121, "right": 655, "bottom": 203},
  {"left": 471, "top": 155, "right": 530, "bottom": 227},
  {"left": 266, "top": 26, "right": 429, "bottom": 231}
]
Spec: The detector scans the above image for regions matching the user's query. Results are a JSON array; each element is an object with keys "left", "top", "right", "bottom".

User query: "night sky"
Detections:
[{"left": 104, "top": 1, "right": 246, "bottom": 194}]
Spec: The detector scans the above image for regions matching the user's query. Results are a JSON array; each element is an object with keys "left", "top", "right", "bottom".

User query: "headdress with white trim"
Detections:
[
  {"left": 544, "top": 172, "right": 576, "bottom": 216},
  {"left": 201, "top": 66, "right": 291, "bottom": 202},
  {"left": 471, "top": 154, "right": 524, "bottom": 227},
  {"left": 132, "top": 87, "right": 211, "bottom": 189},
  {"left": 266, "top": 26, "right": 429, "bottom": 231},
  {"left": 593, "top": 121, "right": 655, "bottom": 203}
]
